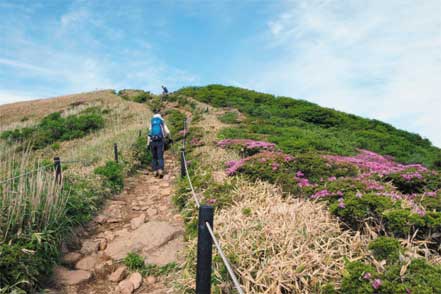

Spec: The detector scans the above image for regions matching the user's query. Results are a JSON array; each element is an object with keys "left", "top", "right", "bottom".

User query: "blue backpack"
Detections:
[{"left": 150, "top": 117, "right": 164, "bottom": 140}]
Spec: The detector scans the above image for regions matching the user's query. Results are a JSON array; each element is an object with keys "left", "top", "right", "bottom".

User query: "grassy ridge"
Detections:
[{"left": 176, "top": 85, "right": 441, "bottom": 168}]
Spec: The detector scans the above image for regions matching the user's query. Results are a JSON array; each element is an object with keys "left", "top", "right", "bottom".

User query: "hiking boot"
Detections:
[
  {"left": 153, "top": 170, "right": 158, "bottom": 177},
  {"left": 158, "top": 169, "right": 164, "bottom": 178}
]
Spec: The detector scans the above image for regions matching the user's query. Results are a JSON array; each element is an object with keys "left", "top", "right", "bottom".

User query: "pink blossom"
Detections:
[
  {"left": 401, "top": 172, "right": 423, "bottom": 181},
  {"left": 272, "top": 162, "right": 280, "bottom": 171},
  {"left": 363, "top": 272, "right": 372, "bottom": 280},
  {"left": 296, "top": 171, "right": 304, "bottom": 178},
  {"left": 371, "top": 279, "right": 382, "bottom": 290},
  {"left": 356, "top": 191, "right": 363, "bottom": 198},
  {"left": 310, "top": 189, "right": 330, "bottom": 199},
  {"left": 296, "top": 178, "right": 311, "bottom": 188},
  {"left": 217, "top": 139, "right": 275, "bottom": 151},
  {"left": 284, "top": 155, "right": 295, "bottom": 162},
  {"left": 425, "top": 191, "right": 437, "bottom": 197},
  {"left": 207, "top": 198, "right": 217, "bottom": 205},
  {"left": 328, "top": 176, "right": 337, "bottom": 181},
  {"left": 324, "top": 149, "right": 428, "bottom": 176},
  {"left": 338, "top": 198, "right": 345, "bottom": 208},
  {"left": 336, "top": 190, "right": 344, "bottom": 196},
  {"left": 225, "top": 159, "right": 248, "bottom": 175}
]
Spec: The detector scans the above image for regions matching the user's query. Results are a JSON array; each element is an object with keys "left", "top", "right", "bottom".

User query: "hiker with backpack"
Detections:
[{"left": 147, "top": 109, "right": 171, "bottom": 177}]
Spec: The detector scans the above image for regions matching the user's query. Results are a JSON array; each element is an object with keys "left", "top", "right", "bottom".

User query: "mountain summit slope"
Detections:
[{"left": 176, "top": 85, "right": 441, "bottom": 168}]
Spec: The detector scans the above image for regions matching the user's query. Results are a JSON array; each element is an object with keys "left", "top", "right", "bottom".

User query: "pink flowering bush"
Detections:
[
  {"left": 324, "top": 149, "right": 428, "bottom": 176},
  {"left": 217, "top": 139, "right": 276, "bottom": 156},
  {"left": 220, "top": 140, "right": 441, "bottom": 244}
]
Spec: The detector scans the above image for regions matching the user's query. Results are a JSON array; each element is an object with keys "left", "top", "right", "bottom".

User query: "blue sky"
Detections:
[{"left": 0, "top": 0, "right": 440, "bottom": 146}]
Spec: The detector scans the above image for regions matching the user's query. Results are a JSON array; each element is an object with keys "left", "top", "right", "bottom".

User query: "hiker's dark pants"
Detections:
[{"left": 150, "top": 139, "right": 165, "bottom": 171}]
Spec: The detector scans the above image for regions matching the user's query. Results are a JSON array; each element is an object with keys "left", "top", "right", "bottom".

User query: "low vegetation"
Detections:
[
  {"left": 1, "top": 107, "right": 105, "bottom": 149},
  {"left": 123, "top": 252, "right": 178, "bottom": 277},
  {"left": 176, "top": 85, "right": 441, "bottom": 168}
]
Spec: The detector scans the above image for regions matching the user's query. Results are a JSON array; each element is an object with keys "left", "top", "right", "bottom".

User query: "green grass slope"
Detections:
[{"left": 176, "top": 85, "right": 441, "bottom": 168}]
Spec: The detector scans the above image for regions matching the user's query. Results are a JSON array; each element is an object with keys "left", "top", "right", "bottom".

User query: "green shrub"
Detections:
[
  {"left": 131, "top": 135, "right": 152, "bottom": 169},
  {"left": 123, "top": 252, "right": 178, "bottom": 276},
  {"left": 123, "top": 252, "right": 145, "bottom": 271},
  {"left": 133, "top": 92, "right": 153, "bottom": 103},
  {"left": 218, "top": 112, "right": 239, "bottom": 124},
  {"left": 0, "top": 108, "right": 105, "bottom": 149},
  {"left": 341, "top": 261, "right": 377, "bottom": 293},
  {"left": 94, "top": 161, "right": 124, "bottom": 193},
  {"left": 330, "top": 194, "right": 397, "bottom": 229},
  {"left": 340, "top": 259, "right": 441, "bottom": 293},
  {"left": 368, "top": 237, "right": 401, "bottom": 262}
]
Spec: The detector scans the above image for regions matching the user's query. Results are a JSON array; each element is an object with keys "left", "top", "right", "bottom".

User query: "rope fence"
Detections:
[
  {"left": 0, "top": 141, "right": 121, "bottom": 186},
  {"left": 0, "top": 163, "right": 53, "bottom": 185},
  {"left": 1, "top": 116, "right": 244, "bottom": 293},
  {"left": 180, "top": 118, "right": 245, "bottom": 294}
]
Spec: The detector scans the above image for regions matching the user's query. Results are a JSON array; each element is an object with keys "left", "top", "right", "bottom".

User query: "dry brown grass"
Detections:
[
  {"left": 0, "top": 90, "right": 151, "bottom": 173},
  {"left": 214, "top": 180, "right": 369, "bottom": 293},
  {"left": 0, "top": 90, "right": 118, "bottom": 128}
]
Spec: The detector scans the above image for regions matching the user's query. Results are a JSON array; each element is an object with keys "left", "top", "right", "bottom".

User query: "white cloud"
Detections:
[
  {"left": 248, "top": 0, "right": 441, "bottom": 146},
  {"left": 0, "top": 90, "right": 39, "bottom": 105},
  {"left": 0, "top": 1, "right": 199, "bottom": 102},
  {"left": 60, "top": 9, "right": 89, "bottom": 28},
  {"left": 0, "top": 58, "right": 54, "bottom": 74}
]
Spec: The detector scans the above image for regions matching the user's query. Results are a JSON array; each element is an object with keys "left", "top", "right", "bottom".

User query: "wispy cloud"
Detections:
[
  {"left": 244, "top": 0, "right": 441, "bottom": 146},
  {"left": 0, "top": 0, "right": 198, "bottom": 104},
  {"left": 0, "top": 58, "right": 54, "bottom": 74}
]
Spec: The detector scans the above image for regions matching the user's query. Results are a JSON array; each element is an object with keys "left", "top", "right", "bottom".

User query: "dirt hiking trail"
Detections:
[{"left": 48, "top": 152, "right": 184, "bottom": 294}]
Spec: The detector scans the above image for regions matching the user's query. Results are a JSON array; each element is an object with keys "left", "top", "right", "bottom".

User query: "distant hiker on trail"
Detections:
[
  {"left": 147, "top": 109, "right": 171, "bottom": 178},
  {"left": 161, "top": 85, "right": 168, "bottom": 96}
]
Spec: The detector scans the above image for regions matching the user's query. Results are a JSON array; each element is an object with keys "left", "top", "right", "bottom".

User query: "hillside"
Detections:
[
  {"left": 0, "top": 86, "right": 440, "bottom": 294},
  {"left": 176, "top": 85, "right": 441, "bottom": 168}
]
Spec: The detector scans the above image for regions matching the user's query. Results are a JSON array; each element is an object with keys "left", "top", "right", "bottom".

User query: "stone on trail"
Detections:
[
  {"left": 105, "top": 221, "right": 182, "bottom": 260},
  {"left": 128, "top": 272, "right": 143, "bottom": 289},
  {"left": 116, "top": 279, "right": 134, "bottom": 294},
  {"left": 144, "top": 236, "right": 184, "bottom": 266},
  {"left": 130, "top": 214, "right": 146, "bottom": 230},
  {"left": 75, "top": 255, "right": 98, "bottom": 271},
  {"left": 80, "top": 240, "right": 99, "bottom": 255},
  {"left": 109, "top": 265, "right": 128, "bottom": 282},
  {"left": 62, "top": 252, "right": 82, "bottom": 265},
  {"left": 146, "top": 275, "right": 156, "bottom": 284},
  {"left": 98, "top": 238, "right": 107, "bottom": 251},
  {"left": 160, "top": 188, "right": 171, "bottom": 196},
  {"left": 53, "top": 266, "right": 92, "bottom": 285},
  {"left": 94, "top": 214, "right": 107, "bottom": 224},
  {"left": 147, "top": 208, "right": 158, "bottom": 217}
]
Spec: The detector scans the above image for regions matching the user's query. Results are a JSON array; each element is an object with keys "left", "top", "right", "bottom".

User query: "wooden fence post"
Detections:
[
  {"left": 53, "top": 157, "right": 62, "bottom": 184},
  {"left": 196, "top": 205, "right": 214, "bottom": 294},
  {"left": 114, "top": 143, "right": 119, "bottom": 163}
]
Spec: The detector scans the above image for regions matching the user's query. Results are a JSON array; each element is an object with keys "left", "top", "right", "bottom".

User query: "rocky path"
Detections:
[{"left": 49, "top": 153, "right": 184, "bottom": 294}]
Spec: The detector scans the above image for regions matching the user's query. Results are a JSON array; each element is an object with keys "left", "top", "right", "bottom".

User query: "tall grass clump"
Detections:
[{"left": 0, "top": 149, "right": 68, "bottom": 292}]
